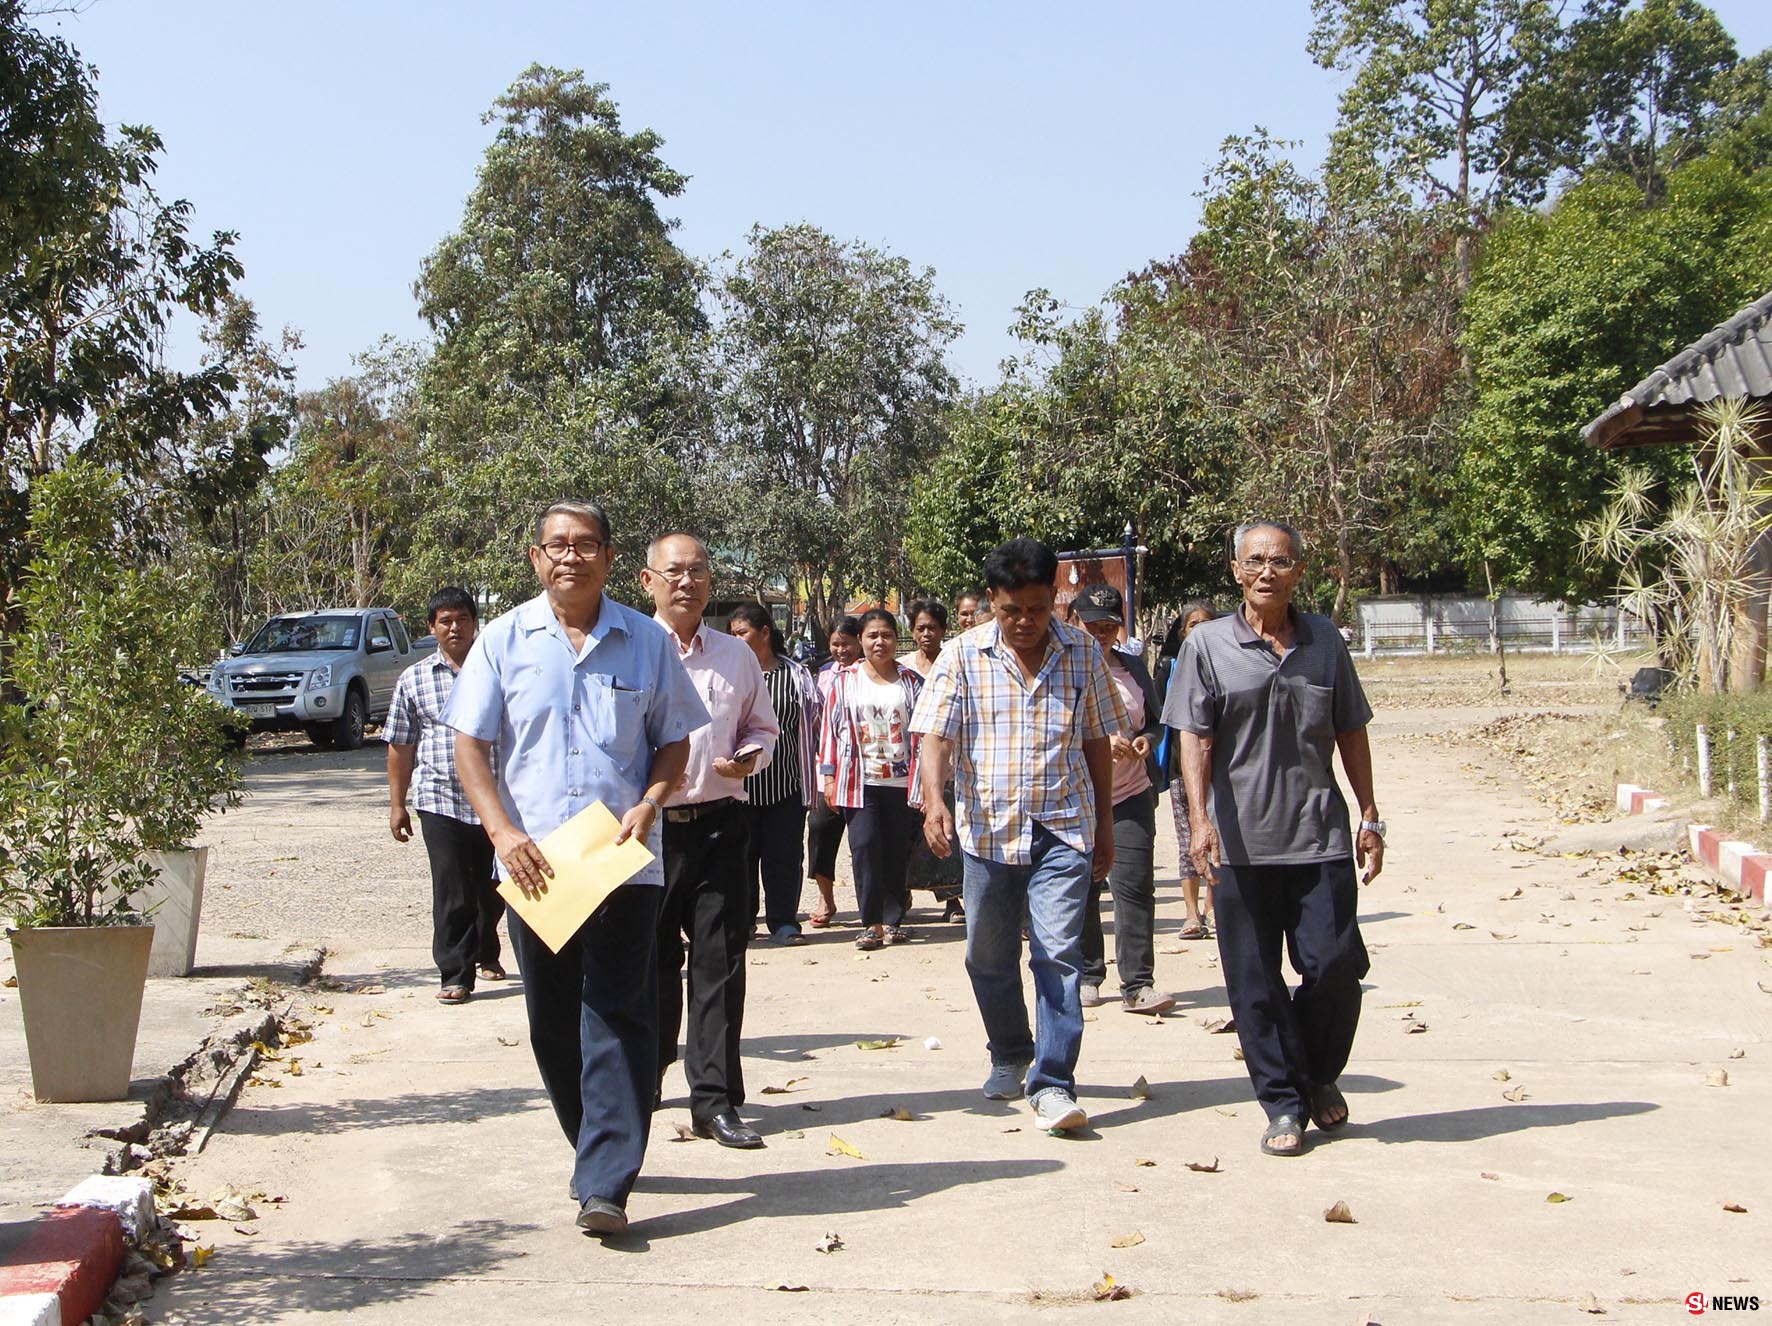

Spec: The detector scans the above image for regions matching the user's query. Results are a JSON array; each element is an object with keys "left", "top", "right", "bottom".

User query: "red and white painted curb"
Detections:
[
  {"left": 0, "top": 1177, "right": 154, "bottom": 1326},
  {"left": 1618, "top": 782, "right": 1768, "bottom": 905}
]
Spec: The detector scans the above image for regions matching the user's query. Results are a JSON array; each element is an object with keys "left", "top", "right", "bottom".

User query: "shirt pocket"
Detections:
[
  {"left": 1291, "top": 681, "right": 1335, "bottom": 739},
  {"left": 585, "top": 674, "right": 648, "bottom": 763}
]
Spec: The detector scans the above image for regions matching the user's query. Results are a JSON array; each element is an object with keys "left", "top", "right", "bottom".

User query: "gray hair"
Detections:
[
  {"left": 645, "top": 531, "right": 710, "bottom": 566},
  {"left": 534, "top": 500, "right": 612, "bottom": 544},
  {"left": 1232, "top": 520, "right": 1305, "bottom": 560}
]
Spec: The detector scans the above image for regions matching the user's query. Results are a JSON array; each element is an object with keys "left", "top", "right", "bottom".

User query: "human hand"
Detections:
[
  {"left": 923, "top": 802, "right": 956, "bottom": 858},
  {"left": 1109, "top": 734, "right": 1140, "bottom": 763},
  {"left": 713, "top": 751, "right": 759, "bottom": 780},
  {"left": 1190, "top": 820, "right": 1221, "bottom": 886},
  {"left": 1131, "top": 735, "right": 1152, "bottom": 760},
  {"left": 616, "top": 800, "right": 658, "bottom": 845},
  {"left": 1093, "top": 816, "right": 1116, "bottom": 882},
  {"left": 1357, "top": 829, "right": 1385, "bottom": 884},
  {"left": 390, "top": 806, "right": 412, "bottom": 843},
  {"left": 492, "top": 825, "right": 554, "bottom": 899}
]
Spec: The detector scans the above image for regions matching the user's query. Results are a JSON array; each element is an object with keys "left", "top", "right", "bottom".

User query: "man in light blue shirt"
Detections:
[{"left": 447, "top": 499, "right": 709, "bottom": 1237}]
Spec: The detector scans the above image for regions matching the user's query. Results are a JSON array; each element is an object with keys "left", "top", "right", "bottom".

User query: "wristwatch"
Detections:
[
  {"left": 641, "top": 795, "right": 664, "bottom": 814},
  {"left": 1358, "top": 819, "right": 1386, "bottom": 839}
]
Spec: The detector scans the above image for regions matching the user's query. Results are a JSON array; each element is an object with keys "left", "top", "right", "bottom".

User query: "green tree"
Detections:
[
  {"left": 1308, "top": 0, "right": 1576, "bottom": 285},
  {"left": 0, "top": 2, "right": 241, "bottom": 614},
  {"left": 409, "top": 67, "right": 707, "bottom": 606},
  {"left": 1456, "top": 155, "right": 1772, "bottom": 597},
  {"left": 708, "top": 224, "right": 957, "bottom": 633}
]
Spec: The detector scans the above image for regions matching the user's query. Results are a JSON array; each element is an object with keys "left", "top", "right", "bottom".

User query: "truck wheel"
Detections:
[{"left": 329, "top": 689, "right": 367, "bottom": 751}]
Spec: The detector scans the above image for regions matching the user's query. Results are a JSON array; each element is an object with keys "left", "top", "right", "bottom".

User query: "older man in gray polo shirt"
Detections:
[{"left": 1165, "top": 519, "right": 1384, "bottom": 1158}]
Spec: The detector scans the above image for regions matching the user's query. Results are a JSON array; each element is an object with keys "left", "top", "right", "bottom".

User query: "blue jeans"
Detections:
[{"left": 961, "top": 822, "right": 1089, "bottom": 1101}]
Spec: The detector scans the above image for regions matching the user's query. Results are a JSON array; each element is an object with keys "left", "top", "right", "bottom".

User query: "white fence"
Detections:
[{"left": 1353, "top": 594, "right": 1651, "bottom": 657}]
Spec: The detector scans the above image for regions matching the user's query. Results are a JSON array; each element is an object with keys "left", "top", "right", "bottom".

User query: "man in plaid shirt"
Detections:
[
  {"left": 911, "top": 537, "right": 1126, "bottom": 1134},
  {"left": 385, "top": 587, "right": 501, "bottom": 1005}
]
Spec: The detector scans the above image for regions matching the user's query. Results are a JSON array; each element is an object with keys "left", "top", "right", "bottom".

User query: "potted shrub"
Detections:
[{"left": 1, "top": 464, "right": 243, "bottom": 1101}]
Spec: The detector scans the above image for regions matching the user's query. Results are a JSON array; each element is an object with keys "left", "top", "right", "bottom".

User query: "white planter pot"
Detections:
[
  {"left": 130, "top": 846, "right": 207, "bottom": 977},
  {"left": 10, "top": 924, "right": 155, "bottom": 1102}
]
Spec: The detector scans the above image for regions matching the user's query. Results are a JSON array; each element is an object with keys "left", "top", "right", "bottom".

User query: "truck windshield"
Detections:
[{"left": 244, "top": 616, "right": 361, "bottom": 653}]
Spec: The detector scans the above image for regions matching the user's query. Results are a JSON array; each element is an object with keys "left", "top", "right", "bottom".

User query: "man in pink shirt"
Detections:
[{"left": 644, "top": 533, "right": 780, "bottom": 1149}]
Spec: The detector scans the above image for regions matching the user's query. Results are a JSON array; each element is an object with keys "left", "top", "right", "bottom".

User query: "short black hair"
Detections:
[
  {"left": 857, "top": 607, "right": 899, "bottom": 636},
  {"left": 727, "top": 602, "right": 786, "bottom": 657},
  {"left": 427, "top": 586, "right": 477, "bottom": 623},
  {"left": 982, "top": 537, "right": 1058, "bottom": 593},
  {"left": 829, "top": 615, "right": 862, "bottom": 640},
  {"left": 907, "top": 598, "right": 948, "bottom": 630}
]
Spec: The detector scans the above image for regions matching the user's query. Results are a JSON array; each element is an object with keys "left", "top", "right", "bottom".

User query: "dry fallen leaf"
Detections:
[
  {"left": 1546, "top": 1192, "right": 1572, "bottom": 1203},
  {"left": 1130, "top": 1075, "right": 1151, "bottom": 1100},
  {"left": 1185, "top": 1158, "right": 1221, "bottom": 1173},
  {"left": 1093, "top": 1272, "right": 1132, "bottom": 1302},
  {"left": 191, "top": 1246, "right": 215, "bottom": 1269},
  {"left": 827, "top": 1134, "right": 864, "bottom": 1160},
  {"left": 1493, "top": 1069, "right": 1512, "bottom": 1082},
  {"left": 1480, "top": 1172, "right": 1499, "bottom": 1181},
  {"left": 1503, "top": 1086, "right": 1530, "bottom": 1102},
  {"left": 1114, "top": 1181, "right": 1140, "bottom": 1193},
  {"left": 1730, "top": 1049, "right": 1746, "bottom": 1059},
  {"left": 1324, "top": 1200, "right": 1357, "bottom": 1224},
  {"left": 670, "top": 1123, "right": 700, "bottom": 1142},
  {"left": 814, "top": 1232, "right": 844, "bottom": 1253},
  {"left": 1724, "top": 1202, "right": 1748, "bottom": 1214},
  {"left": 774, "top": 1284, "right": 810, "bottom": 1293},
  {"left": 352, "top": 984, "right": 386, "bottom": 995},
  {"left": 1501, "top": 887, "right": 1523, "bottom": 900},
  {"left": 1453, "top": 922, "right": 1476, "bottom": 931},
  {"left": 1490, "top": 932, "right": 1518, "bottom": 940},
  {"left": 1109, "top": 1231, "right": 1146, "bottom": 1249},
  {"left": 879, "top": 1106, "right": 914, "bottom": 1122},
  {"left": 1134, "top": 1158, "right": 1157, "bottom": 1168},
  {"left": 855, "top": 1038, "right": 900, "bottom": 1051},
  {"left": 1706, "top": 1069, "right": 1731, "bottom": 1087},
  {"left": 1407, "top": 1022, "right": 1429, "bottom": 1034},
  {"left": 496, "top": 1037, "right": 518, "bottom": 1047},
  {"left": 1579, "top": 1291, "right": 1606, "bottom": 1314}
]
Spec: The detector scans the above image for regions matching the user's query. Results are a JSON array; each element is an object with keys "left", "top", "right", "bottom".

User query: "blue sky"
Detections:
[{"left": 46, "top": 1, "right": 1772, "bottom": 393}]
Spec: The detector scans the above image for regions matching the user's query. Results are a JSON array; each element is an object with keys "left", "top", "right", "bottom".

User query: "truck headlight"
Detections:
[
  {"left": 307, "top": 664, "right": 333, "bottom": 691},
  {"left": 207, "top": 669, "right": 226, "bottom": 694}
]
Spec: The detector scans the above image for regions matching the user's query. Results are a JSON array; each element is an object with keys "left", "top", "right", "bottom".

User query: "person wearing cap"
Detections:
[
  {"left": 1072, "top": 583, "right": 1174, "bottom": 1015},
  {"left": 1164, "top": 519, "right": 1382, "bottom": 1158}
]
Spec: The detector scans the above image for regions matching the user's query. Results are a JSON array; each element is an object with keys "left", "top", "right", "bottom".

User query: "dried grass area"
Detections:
[{"left": 1359, "top": 648, "right": 1651, "bottom": 711}]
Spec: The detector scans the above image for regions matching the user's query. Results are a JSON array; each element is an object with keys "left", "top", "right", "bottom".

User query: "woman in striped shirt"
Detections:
[
  {"left": 820, "top": 608, "right": 925, "bottom": 951},
  {"left": 728, "top": 604, "right": 823, "bottom": 945}
]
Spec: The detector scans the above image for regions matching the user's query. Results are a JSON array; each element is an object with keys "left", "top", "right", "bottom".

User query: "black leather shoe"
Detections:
[
  {"left": 693, "top": 1109, "right": 765, "bottom": 1149},
  {"left": 576, "top": 1196, "right": 627, "bottom": 1236}
]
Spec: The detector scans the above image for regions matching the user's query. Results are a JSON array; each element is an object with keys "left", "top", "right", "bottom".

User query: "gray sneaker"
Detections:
[
  {"left": 982, "top": 1063, "right": 1028, "bottom": 1100},
  {"left": 1121, "top": 987, "right": 1176, "bottom": 1015},
  {"left": 1032, "top": 1089, "right": 1088, "bottom": 1133},
  {"left": 1079, "top": 982, "right": 1105, "bottom": 1008}
]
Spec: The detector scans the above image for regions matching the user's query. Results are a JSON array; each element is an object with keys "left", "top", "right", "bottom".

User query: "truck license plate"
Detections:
[{"left": 242, "top": 703, "right": 278, "bottom": 718}]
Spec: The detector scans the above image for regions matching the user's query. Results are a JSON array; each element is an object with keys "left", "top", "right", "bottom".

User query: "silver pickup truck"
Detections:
[{"left": 206, "top": 608, "right": 430, "bottom": 749}]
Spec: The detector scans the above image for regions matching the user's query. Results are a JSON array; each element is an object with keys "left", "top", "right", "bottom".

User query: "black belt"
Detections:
[{"left": 663, "top": 796, "right": 739, "bottom": 823}]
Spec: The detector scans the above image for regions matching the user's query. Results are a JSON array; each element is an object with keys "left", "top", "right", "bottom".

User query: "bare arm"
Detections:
[
  {"left": 386, "top": 743, "right": 416, "bottom": 842},
  {"left": 918, "top": 733, "right": 955, "bottom": 857},
  {"left": 455, "top": 731, "right": 553, "bottom": 898},
  {"left": 1335, "top": 725, "right": 1384, "bottom": 884},
  {"left": 1083, "top": 734, "right": 1115, "bottom": 883},
  {"left": 1179, "top": 730, "right": 1219, "bottom": 884}
]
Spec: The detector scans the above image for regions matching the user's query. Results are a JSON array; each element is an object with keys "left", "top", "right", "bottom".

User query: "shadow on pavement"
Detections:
[
  {"left": 224, "top": 1085, "right": 548, "bottom": 1138},
  {"left": 149, "top": 1217, "right": 537, "bottom": 1322},
  {"left": 1352, "top": 1099, "right": 1657, "bottom": 1144},
  {"left": 630, "top": 1156, "right": 1064, "bottom": 1240},
  {"left": 1083, "top": 1072, "right": 1405, "bottom": 1130}
]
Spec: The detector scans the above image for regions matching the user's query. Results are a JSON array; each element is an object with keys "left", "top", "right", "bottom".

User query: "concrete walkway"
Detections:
[{"left": 139, "top": 714, "right": 1770, "bottom": 1323}]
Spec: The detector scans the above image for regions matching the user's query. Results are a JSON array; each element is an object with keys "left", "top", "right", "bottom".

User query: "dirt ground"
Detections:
[{"left": 124, "top": 651, "right": 1772, "bottom": 1323}]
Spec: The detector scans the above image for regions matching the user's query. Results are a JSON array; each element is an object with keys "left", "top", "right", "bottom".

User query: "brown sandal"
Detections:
[
  {"left": 436, "top": 986, "right": 470, "bottom": 1004},
  {"left": 477, "top": 962, "right": 506, "bottom": 982}
]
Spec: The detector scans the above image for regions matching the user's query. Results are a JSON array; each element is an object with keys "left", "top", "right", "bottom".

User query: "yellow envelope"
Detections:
[{"left": 496, "top": 801, "right": 654, "bottom": 953}]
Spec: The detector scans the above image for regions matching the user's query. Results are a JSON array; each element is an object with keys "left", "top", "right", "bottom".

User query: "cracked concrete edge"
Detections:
[{"left": 1616, "top": 782, "right": 1769, "bottom": 905}]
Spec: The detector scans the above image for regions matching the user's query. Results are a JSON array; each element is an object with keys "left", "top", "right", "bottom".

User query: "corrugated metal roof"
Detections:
[{"left": 1584, "top": 289, "right": 1772, "bottom": 448}]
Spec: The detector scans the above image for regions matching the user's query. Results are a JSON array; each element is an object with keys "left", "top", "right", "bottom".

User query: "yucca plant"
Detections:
[{"left": 1582, "top": 399, "right": 1772, "bottom": 694}]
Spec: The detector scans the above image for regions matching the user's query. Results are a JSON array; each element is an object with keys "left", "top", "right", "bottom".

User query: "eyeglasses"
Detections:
[
  {"left": 647, "top": 563, "right": 711, "bottom": 583},
  {"left": 537, "top": 538, "right": 606, "bottom": 561},
  {"left": 1238, "top": 555, "right": 1299, "bottom": 574}
]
